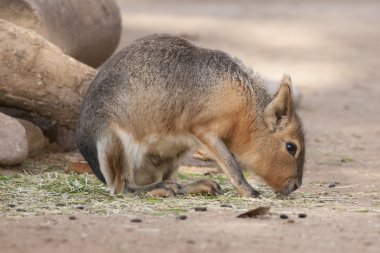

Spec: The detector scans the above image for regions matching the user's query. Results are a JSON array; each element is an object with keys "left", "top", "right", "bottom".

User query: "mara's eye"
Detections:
[{"left": 286, "top": 142, "right": 297, "bottom": 156}]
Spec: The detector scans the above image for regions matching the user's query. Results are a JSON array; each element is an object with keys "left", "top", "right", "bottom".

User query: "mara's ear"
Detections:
[{"left": 264, "top": 75, "right": 295, "bottom": 132}]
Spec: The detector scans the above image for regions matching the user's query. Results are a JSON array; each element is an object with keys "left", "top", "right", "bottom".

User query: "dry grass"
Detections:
[
  {"left": 0, "top": 171, "right": 306, "bottom": 217},
  {"left": 1, "top": 165, "right": 378, "bottom": 217}
]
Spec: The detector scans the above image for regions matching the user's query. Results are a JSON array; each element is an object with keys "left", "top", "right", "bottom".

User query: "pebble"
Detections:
[
  {"left": 328, "top": 183, "right": 336, "bottom": 188},
  {"left": 194, "top": 207, "right": 207, "bottom": 212},
  {"left": 69, "top": 215, "right": 77, "bottom": 220},
  {"left": 76, "top": 205, "right": 85, "bottom": 210},
  {"left": 220, "top": 204, "right": 233, "bottom": 208},
  {"left": 177, "top": 215, "right": 187, "bottom": 220},
  {"left": 279, "top": 214, "right": 289, "bottom": 219},
  {"left": 130, "top": 218, "right": 142, "bottom": 223},
  {"left": 298, "top": 213, "right": 307, "bottom": 218},
  {"left": 8, "top": 204, "right": 16, "bottom": 208}
]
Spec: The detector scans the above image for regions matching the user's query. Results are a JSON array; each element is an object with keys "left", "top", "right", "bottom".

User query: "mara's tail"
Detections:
[{"left": 77, "top": 134, "right": 106, "bottom": 183}]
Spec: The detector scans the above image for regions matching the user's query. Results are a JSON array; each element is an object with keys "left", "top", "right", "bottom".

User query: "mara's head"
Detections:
[{"left": 249, "top": 75, "right": 305, "bottom": 196}]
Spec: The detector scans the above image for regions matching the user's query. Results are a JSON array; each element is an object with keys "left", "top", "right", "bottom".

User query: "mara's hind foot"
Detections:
[
  {"left": 183, "top": 179, "right": 223, "bottom": 196},
  {"left": 192, "top": 149, "right": 213, "bottom": 161},
  {"left": 126, "top": 180, "right": 185, "bottom": 198}
]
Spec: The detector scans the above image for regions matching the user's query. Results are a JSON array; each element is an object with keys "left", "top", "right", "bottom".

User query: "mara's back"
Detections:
[{"left": 77, "top": 34, "right": 270, "bottom": 139}]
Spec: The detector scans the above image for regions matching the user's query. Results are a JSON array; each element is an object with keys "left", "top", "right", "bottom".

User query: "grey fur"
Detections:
[
  {"left": 76, "top": 34, "right": 300, "bottom": 196},
  {"left": 78, "top": 34, "right": 271, "bottom": 136}
]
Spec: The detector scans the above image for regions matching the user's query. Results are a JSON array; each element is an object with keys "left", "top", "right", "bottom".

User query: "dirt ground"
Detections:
[{"left": 1, "top": 0, "right": 380, "bottom": 252}]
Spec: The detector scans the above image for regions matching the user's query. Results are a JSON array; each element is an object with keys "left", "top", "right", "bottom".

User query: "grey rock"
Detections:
[
  {"left": 0, "top": 113, "right": 28, "bottom": 165},
  {"left": 0, "top": 0, "right": 121, "bottom": 67}
]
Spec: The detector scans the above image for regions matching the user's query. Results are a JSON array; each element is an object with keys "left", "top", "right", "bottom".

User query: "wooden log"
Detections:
[
  {"left": 0, "top": 0, "right": 121, "bottom": 67},
  {"left": 0, "top": 20, "right": 96, "bottom": 130}
]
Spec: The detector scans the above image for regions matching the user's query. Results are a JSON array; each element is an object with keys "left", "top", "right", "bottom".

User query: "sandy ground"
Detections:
[{"left": 1, "top": 0, "right": 380, "bottom": 252}]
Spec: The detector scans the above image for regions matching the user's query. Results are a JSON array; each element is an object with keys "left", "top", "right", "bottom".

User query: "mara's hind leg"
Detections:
[
  {"left": 97, "top": 133, "right": 126, "bottom": 194},
  {"left": 128, "top": 154, "right": 185, "bottom": 197},
  {"left": 98, "top": 128, "right": 184, "bottom": 197}
]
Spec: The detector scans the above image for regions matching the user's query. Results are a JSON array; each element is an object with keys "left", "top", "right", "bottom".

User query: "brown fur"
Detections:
[
  {"left": 76, "top": 34, "right": 305, "bottom": 197},
  {"left": 105, "top": 136, "right": 125, "bottom": 194}
]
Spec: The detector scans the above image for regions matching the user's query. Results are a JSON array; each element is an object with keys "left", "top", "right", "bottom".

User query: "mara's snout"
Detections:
[{"left": 277, "top": 178, "right": 302, "bottom": 196}]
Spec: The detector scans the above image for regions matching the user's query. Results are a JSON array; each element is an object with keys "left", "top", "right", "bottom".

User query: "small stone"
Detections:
[
  {"left": 76, "top": 205, "right": 85, "bottom": 210},
  {"left": 130, "top": 218, "right": 142, "bottom": 223},
  {"left": 220, "top": 204, "right": 233, "bottom": 208},
  {"left": 328, "top": 183, "right": 336, "bottom": 188},
  {"left": 298, "top": 213, "right": 307, "bottom": 218},
  {"left": 287, "top": 219, "right": 295, "bottom": 224},
  {"left": 177, "top": 215, "right": 187, "bottom": 220},
  {"left": 8, "top": 204, "right": 16, "bottom": 208},
  {"left": 17, "top": 119, "right": 45, "bottom": 157},
  {"left": 56, "top": 203, "right": 65, "bottom": 207},
  {"left": 194, "top": 207, "right": 207, "bottom": 212},
  {"left": 69, "top": 215, "right": 77, "bottom": 220},
  {"left": 44, "top": 238, "right": 53, "bottom": 243},
  {"left": 279, "top": 214, "right": 289, "bottom": 219}
]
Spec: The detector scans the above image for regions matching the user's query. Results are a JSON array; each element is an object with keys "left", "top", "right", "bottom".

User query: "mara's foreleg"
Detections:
[{"left": 193, "top": 132, "right": 260, "bottom": 198}]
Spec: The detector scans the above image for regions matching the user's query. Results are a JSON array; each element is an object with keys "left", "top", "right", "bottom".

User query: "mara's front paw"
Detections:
[{"left": 237, "top": 187, "right": 260, "bottom": 198}]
